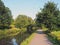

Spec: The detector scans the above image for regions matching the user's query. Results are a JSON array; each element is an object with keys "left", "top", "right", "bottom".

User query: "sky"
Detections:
[{"left": 2, "top": 0, "right": 60, "bottom": 19}]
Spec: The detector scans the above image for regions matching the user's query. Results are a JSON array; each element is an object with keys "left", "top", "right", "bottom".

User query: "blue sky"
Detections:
[{"left": 2, "top": 0, "right": 60, "bottom": 19}]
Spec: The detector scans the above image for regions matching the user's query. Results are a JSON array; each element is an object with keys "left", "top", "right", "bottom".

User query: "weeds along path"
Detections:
[{"left": 28, "top": 29, "right": 53, "bottom": 45}]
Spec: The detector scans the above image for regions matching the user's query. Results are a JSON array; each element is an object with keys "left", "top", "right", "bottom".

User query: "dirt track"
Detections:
[{"left": 28, "top": 30, "right": 53, "bottom": 45}]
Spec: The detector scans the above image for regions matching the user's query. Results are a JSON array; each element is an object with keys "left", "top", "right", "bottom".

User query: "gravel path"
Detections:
[{"left": 28, "top": 29, "right": 53, "bottom": 45}]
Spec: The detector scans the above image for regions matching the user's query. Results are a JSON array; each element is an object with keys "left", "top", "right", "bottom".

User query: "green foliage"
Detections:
[
  {"left": 0, "top": 0, "right": 13, "bottom": 29},
  {"left": 20, "top": 33, "right": 35, "bottom": 45},
  {"left": 51, "top": 31, "right": 60, "bottom": 40},
  {"left": 15, "top": 15, "right": 34, "bottom": 28},
  {"left": 47, "top": 30, "right": 60, "bottom": 45},
  {"left": 0, "top": 28, "right": 20, "bottom": 40},
  {"left": 36, "top": 2, "right": 60, "bottom": 31}
]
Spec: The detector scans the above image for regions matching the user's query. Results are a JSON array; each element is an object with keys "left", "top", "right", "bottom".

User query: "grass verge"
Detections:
[
  {"left": 47, "top": 31, "right": 60, "bottom": 45},
  {"left": 20, "top": 33, "right": 35, "bottom": 45}
]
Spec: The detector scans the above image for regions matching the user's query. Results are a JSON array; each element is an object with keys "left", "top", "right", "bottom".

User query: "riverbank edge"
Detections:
[{"left": 20, "top": 33, "right": 35, "bottom": 45}]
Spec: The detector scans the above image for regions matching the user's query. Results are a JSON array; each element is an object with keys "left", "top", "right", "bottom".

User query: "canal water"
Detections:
[
  {"left": 11, "top": 38, "right": 18, "bottom": 45},
  {"left": 0, "top": 32, "right": 31, "bottom": 45}
]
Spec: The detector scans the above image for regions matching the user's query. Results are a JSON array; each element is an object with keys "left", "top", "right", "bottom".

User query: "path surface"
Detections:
[{"left": 28, "top": 29, "right": 53, "bottom": 45}]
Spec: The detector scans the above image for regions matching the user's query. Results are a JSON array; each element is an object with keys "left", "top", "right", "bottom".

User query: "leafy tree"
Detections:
[
  {"left": 0, "top": 0, "right": 12, "bottom": 29},
  {"left": 36, "top": 2, "right": 60, "bottom": 31},
  {"left": 15, "top": 15, "right": 34, "bottom": 28},
  {"left": 57, "top": 11, "right": 60, "bottom": 28}
]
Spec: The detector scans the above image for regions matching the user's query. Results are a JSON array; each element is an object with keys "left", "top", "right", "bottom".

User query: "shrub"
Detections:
[
  {"left": 0, "top": 28, "right": 20, "bottom": 40},
  {"left": 47, "top": 31, "right": 60, "bottom": 45},
  {"left": 51, "top": 31, "right": 60, "bottom": 40}
]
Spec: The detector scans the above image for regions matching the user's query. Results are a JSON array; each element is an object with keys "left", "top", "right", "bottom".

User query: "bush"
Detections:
[
  {"left": 0, "top": 28, "right": 20, "bottom": 40},
  {"left": 51, "top": 31, "right": 60, "bottom": 40},
  {"left": 47, "top": 30, "right": 60, "bottom": 45}
]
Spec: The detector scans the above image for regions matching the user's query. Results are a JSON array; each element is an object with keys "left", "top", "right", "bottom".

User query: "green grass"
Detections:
[
  {"left": 20, "top": 33, "right": 35, "bottom": 45},
  {"left": 47, "top": 30, "right": 60, "bottom": 45}
]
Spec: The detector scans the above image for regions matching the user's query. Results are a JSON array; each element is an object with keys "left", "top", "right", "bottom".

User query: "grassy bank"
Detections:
[
  {"left": 0, "top": 25, "right": 36, "bottom": 45},
  {"left": 42, "top": 27, "right": 60, "bottom": 45},
  {"left": 47, "top": 31, "right": 60, "bottom": 45},
  {"left": 20, "top": 33, "right": 35, "bottom": 45}
]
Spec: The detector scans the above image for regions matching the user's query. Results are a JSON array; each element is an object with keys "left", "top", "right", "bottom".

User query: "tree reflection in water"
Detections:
[{"left": 11, "top": 38, "right": 18, "bottom": 45}]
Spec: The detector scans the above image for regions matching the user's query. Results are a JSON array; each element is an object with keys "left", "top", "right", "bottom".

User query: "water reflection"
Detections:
[
  {"left": 11, "top": 38, "right": 18, "bottom": 45},
  {"left": 0, "top": 32, "right": 31, "bottom": 45}
]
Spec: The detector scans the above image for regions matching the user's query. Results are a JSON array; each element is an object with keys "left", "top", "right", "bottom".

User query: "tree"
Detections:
[
  {"left": 0, "top": 0, "right": 12, "bottom": 29},
  {"left": 15, "top": 15, "right": 34, "bottom": 29},
  {"left": 36, "top": 12, "right": 43, "bottom": 27},
  {"left": 36, "top": 2, "right": 60, "bottom": 31},
  {"left": 57, "top": 11, "right": 60, "bottom": 28}
]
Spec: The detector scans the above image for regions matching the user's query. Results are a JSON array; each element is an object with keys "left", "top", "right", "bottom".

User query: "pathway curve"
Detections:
[{"left": 28, "top": 29, "right": 53, "bottom": 45}]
